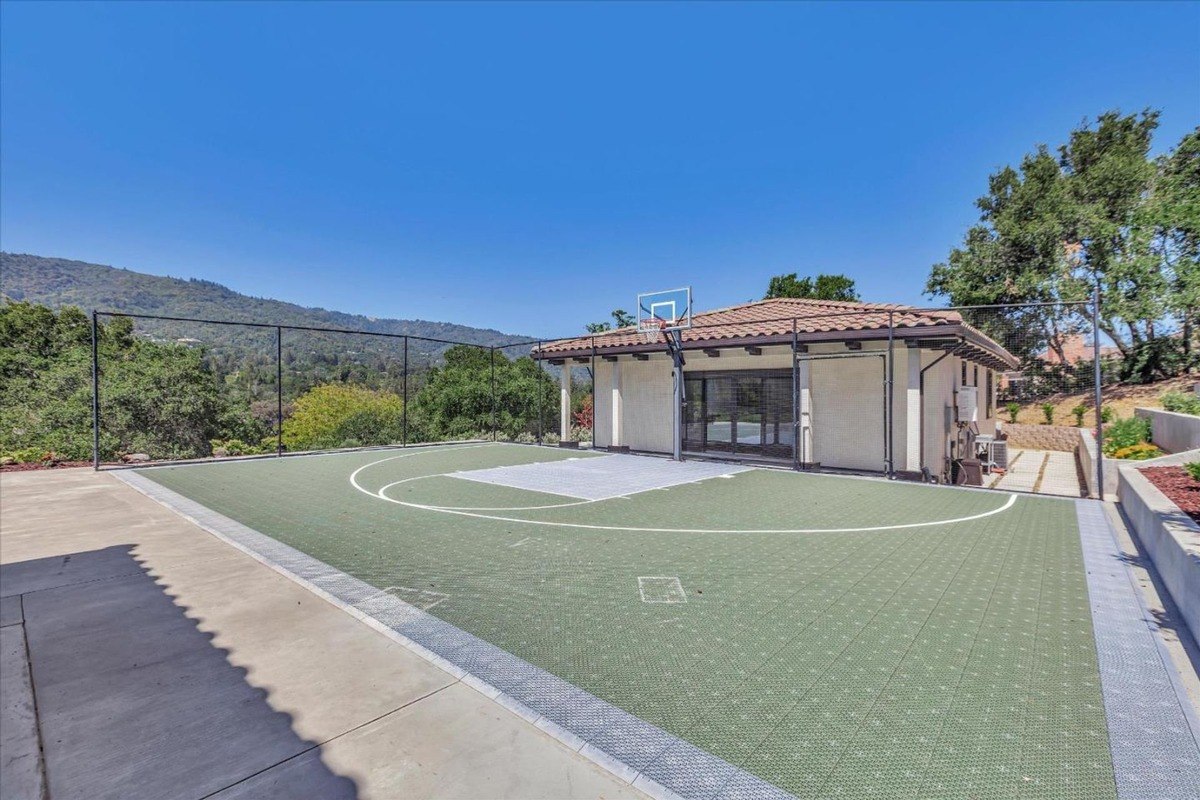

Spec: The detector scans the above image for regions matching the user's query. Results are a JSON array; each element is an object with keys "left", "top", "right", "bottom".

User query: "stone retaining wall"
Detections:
[{"left": 1002, "top": 423, "right": 1080, "bottom": 452}]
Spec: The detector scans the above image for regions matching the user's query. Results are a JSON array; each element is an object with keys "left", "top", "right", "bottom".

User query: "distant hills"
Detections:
[{"left": 0, "top": 253, "right": 535, "bottom": 358}]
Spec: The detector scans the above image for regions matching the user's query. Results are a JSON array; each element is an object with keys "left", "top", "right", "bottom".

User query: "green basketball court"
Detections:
[{"left": 122, "top": 442, "right": 1199, "bottom": 800}]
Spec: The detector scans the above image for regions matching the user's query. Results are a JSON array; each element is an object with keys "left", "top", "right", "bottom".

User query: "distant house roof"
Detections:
[
  {"left": 533, "top": 297, "right": 1019, "bottom": 370},
  {"left": 1041, "top": 333, "right": 1121, "bottom": 365}
]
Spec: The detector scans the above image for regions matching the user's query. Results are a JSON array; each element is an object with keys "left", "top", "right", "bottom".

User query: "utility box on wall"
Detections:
[{"left": 956, "top": 386, "right": 978, "bottom": 424}]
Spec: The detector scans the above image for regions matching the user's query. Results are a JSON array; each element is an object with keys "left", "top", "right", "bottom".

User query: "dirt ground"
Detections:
[{"left": 1008, "top": 375, "right": 1197, "bottom": 426}]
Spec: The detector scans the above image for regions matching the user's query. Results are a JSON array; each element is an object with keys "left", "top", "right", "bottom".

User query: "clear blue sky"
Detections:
[{"left": 2, "top": 2, "right": 1197, "bottom": 336}]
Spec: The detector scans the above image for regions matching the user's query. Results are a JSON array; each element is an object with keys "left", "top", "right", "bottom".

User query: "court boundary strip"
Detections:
[
  {"left": 1075, "top": 500, "right": 1200, "bottom": 799},
  {"left": 111, "top": 462, "right": 795, "bottom": 800}
]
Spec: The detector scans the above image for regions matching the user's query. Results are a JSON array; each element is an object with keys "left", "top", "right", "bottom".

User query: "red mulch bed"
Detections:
[
  {"left": 1140, "top": 466, "right": 1200, "bottom": 524},
  {"left": 0, "top": 461, "right": 94, "bottom": 472}
]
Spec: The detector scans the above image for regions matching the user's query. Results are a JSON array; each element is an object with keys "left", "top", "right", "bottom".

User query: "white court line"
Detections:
[{"left": 348, "top": 448, "right": 1020, "bottom": 535}]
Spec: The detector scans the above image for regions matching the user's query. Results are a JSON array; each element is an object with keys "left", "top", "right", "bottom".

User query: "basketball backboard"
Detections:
[{"left": 637, "top": 287, "right": 692, "bottom": 334}]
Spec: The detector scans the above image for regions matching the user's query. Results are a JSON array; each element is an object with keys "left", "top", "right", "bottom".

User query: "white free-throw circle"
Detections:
[{"left": 348, "top": 445, "right": 1020, "bottom": 534}]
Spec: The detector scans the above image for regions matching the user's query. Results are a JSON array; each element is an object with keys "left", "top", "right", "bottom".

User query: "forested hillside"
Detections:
[
  {"left": 0, "top": 254, "right": 578, "bottom": 464},
  {"left": 0, "top": 253, "right": 533, "bottom": 352}
]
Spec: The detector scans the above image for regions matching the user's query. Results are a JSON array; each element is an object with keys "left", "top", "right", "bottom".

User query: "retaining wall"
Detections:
[
  {"left": 1117, "top": 454, "right": 1200, "bottom": 645},
  {"left": 1078, "top": 428, "right": 1119, "bottom": 499},
  {"left": 1002, "top": 423, "right": 1080, "bottom": 452},
  {"left": 1135, "top": 407, "right": 1200, "bottom": 455}
]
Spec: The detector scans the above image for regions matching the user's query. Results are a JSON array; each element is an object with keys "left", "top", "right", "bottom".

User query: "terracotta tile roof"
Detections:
[{"left": 533, "top": 297, "right": 1018, "bottom": 369}]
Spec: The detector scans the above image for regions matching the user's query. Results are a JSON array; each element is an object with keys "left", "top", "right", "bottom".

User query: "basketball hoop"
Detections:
[{"left": 639, "top": 317, "right": 668, "bottom": 344}]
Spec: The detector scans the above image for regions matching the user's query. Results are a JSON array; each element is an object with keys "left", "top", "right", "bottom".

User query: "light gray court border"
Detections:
[
  {"left": 113, "top": 468, "right": 794, "bottom": 800},
  {"left": 1075, "top": 499, "right": 1200, "bottom": 800}
]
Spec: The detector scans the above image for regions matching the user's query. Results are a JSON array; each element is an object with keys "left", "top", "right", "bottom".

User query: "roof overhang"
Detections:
[{"left": 532, "top": 323, "right": 1019, "bottom": 371}]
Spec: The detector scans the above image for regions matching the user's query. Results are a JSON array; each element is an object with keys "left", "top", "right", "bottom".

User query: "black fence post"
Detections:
[
  {"left": 536, "top": 340, "right": 543, "bottom": 445},
  {"left": 91, "top": 311, "right": 101, "bottom": 470},
  {"left": 591, "top": 337, "right": 597, "bottom": 450},
  {"left": 886, "top": 310, "right": 895, "bottom": 478},
  {"left": 490, "top": 346, "right": 497, "bottom": 442},
  {"left": 276, "top": 326, "right": 283, "bottom": 457},
  {"left": 402, "top": 336, "right": 409, "bottom": 447},
  {"left": 791, "top": 318, "right": 800, "bottom": 471},
  {"left": 1093, "top": 285, "right": 1104, "bottom": 500}
]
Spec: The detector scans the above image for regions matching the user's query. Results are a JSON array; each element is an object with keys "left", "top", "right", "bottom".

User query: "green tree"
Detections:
[
  {"left": 765, "top": 273, "right": 859, "bottom": 301},
  {"left": 585, "top": 309, "right": 637, "bottom": 333},
  {"left": 281, "top": 383, "right": 404, "bottom": 451},
  {"left": 0, "top": 302, "right": 236, "bottom": 460},
  {"left": 927, "top": 111, "right": 1199, "bottom": 382},
  {"left": 411, "top": 345, "right": 555, "bottom": 440}
]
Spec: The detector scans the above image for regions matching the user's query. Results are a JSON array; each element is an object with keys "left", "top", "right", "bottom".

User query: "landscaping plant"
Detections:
[
  {"left": 1005, "top": 402, "right": 1020, "bottom": 424},
  {"left": 1185, "top": 462, "right": 1200, "bottom": 482},
  {"left": 1111, "top": 443, "right": 1162, "bottom": 460},
  {"left": 1102, "top": 416, "right": 1153, "bottom": 457},
  {"left": 1071, "top": 404, "right": 1087, "bottom": 426},
  {"left": 1041, "top": 402, "right": 1055, "bottom": 425},
  {"left": 1161, "top": 391, "right": 1200, "bottom": 416}
]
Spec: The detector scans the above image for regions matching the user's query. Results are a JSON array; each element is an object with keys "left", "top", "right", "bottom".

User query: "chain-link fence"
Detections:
[{"left": 92, "top": 296, "right": 1122, "bottom": 497}]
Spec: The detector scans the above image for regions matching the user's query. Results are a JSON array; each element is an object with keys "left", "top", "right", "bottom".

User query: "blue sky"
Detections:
[{"left": 2, "top": 2, "right": 1197, "bottom": 337}]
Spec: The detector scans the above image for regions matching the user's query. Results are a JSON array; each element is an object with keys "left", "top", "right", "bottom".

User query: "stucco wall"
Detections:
[
  {"left": 619, "top": 354, "right": 674, "bottom": 453},
  {"left": 592, "top": 360, "right": 613, "bottom": 448},
  {"left": 1135, "top": 407, "right": 1200, "bottom": 454},
  {"left": 589, "top": 343, "right": 994, "bottom": 475}
]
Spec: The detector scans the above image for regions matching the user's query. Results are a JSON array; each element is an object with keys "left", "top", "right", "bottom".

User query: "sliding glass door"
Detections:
[{"left": 682, "top": 370, "right": 793, "bottom": 461}]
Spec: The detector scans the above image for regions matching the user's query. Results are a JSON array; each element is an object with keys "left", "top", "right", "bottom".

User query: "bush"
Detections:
[
  {"left": 1, "top": 446, "right": 52, "bottom": 464},
  {"left": 1111, "top": 443, "right": 1162, "bottom": 460},
  {"left": 1103, "top": 416, "right": 1152, "bottom": 456},
  {"left": 1100, "top": 406, "right": 1114, "bottom": 424},
  {"left": 1071, "top": 404, "right": 1087, "bottom": 426},
  {"left": 1005, "top": 401, "right": 1020, "bottom": 424},
  {"left": 282, "top": 383, "right": 404, "bottom": 452},
  {"left": 1184, "top": 462, "right": 1200, "bottom": 482},
  {"left": 1161, "top": 391, "right": 1200, "bottom": 416},
  {"left": 1040, "top": 402, "right": 1055, "bottom": 425}
]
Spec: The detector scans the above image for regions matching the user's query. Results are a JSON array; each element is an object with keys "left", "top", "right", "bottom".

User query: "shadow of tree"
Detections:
[{"left": 3, "top": 545, "right": 359, "bottom": 800}]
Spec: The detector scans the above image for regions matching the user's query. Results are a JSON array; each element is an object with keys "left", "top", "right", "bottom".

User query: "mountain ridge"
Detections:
[{"left": 0, "top": 252, "right": 535, "bottom": 347}]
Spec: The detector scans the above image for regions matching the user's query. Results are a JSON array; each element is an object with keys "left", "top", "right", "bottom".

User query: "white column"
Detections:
[
  {"left": 906, "top": 350, "right": 922, "bottom": 472},
  {"left": 611, "top": 360, "right": 623, "bottom": 448},
  {"left": 560, "top": 364, "right": 572, "bottom": 441},
  {"left": 798, "top": 360, "right": 813, "bottom": 463}
]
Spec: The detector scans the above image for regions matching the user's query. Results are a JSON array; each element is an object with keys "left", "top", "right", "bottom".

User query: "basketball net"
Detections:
[{"left": 638, "top": 317, "right": 669, "bottom": 344}]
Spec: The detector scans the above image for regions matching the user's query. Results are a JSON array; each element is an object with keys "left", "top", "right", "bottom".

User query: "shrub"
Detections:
[
  {"left": 1111, "top": 443, "right": 1162, "bottom": 460},
  {"left": 1040, "top": 403, "right": 1055, "bottom": 425},
  {"left": 1005, "top": 402, "right": 1020, "bottom": 424},
  {"left": 1100, "top": 406, "right": 1114, "bottom": 423},
  {"left": 2, "top": 446, "right": 50, "bottom": 463},
  {"left": 1184, "top": 462, "right": 1200, "bottom": 482},
  {"left": 1071, "top": 404, "right": 1087, "bottom": 427},
  {"left": 1102, "top": 416, "right": 1152, "bottom": 456},
  {"left": 1161, "top": 391, "right": 1200, "bottom": 416},
  {"left": 282, "top": 383, "right": 404, "bottom": 452}
]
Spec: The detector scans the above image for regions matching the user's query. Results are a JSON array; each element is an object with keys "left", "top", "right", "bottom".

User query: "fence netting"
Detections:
[{"left": 91, "top": 300, "right": 1128, "bottom": 497}]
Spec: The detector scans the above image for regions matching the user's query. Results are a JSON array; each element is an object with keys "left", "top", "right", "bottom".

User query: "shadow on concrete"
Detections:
[
  {"left": 2, "top": 545, "right": 359, "bottom": 800},
  {"left": 1111, "top": 530, "right": 1200, "bottom": 683}
]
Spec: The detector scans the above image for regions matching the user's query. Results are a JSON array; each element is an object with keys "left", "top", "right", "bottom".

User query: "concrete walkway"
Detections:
[
  {"left": 988, "top": 446, "right": 1084, "bottom": 497},
  {"left": 0, "top": 468, "right": 644, "bottom": 800}
]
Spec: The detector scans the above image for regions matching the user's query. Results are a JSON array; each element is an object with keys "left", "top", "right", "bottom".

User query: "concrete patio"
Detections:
[{"left": 0, "top": 468, "right": 643, "bottom": 800}]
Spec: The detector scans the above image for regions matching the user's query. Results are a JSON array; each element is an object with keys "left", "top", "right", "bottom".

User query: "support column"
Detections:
[
  {"left": 611, "top": 360, "right": 623, "bottom": 449},
  {"left": 906, "top": 350, "right": 922, "bottom": 472},
  {"left": 560, "top": 365, "right": 572, "bottom": 442},
  {"left": 798, "top": 359, "right": 813, "bottom": 465}
]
